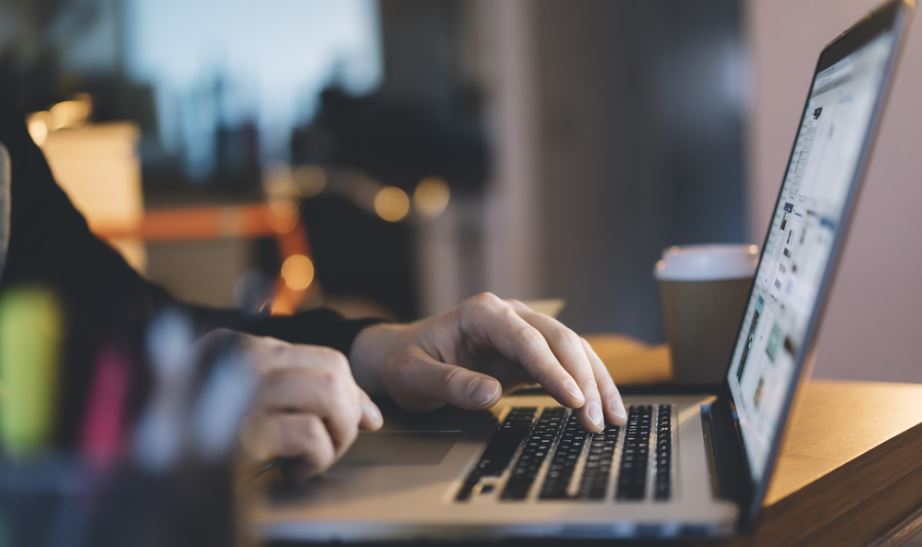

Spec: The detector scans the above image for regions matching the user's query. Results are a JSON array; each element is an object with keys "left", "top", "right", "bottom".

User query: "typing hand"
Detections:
[
  {"left": 350, "top": 293, "right": 627, "bottom": 432},
  {"left": 222, "top": 332, "right": 383, "bottom": 478}
]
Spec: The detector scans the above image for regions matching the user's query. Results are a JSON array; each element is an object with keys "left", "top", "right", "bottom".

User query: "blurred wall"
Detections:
[
  {"left": 748, "top": 0, "right": 922, "bottom": 382},
  {"left": 528, "top": 0, "right": 747, "bottom": 341},
  {"left": 473, "top": 0, "right": 543, "bottom": 305}
]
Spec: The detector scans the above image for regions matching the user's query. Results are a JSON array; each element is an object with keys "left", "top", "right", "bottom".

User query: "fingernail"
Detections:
[
  {"left": 564, "top": 379, "right": 585, "bottom": 406},
  {"left": 609, "top": 397, "right": 628, "bottom": 424},
  {"left": 588, "top": 402, "right": 604, "bottom": 429},
  {"left": 468, "top": 379, "right": 500, "bottom": 407},
  {"left": 364, "top": 399, "right": 383, "bottom": 426}
]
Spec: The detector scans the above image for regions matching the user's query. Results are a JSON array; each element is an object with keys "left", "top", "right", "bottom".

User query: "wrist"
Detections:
[{"left": 349, "top": 322, "right": 412, "bottom": 395}]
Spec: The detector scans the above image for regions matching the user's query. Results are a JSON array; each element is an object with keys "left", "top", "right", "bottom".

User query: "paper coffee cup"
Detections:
[{"left": 655, "top": 244, "right": 758, "bottom": 385}]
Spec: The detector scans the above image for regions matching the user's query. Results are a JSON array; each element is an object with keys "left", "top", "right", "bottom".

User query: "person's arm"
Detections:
[{"left": 1, "top": 105, "right": 625, "bottom": 476}]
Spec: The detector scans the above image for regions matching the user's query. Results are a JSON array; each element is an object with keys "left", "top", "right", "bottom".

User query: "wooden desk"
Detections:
[{"left": 586, "top": 335, "right": 922, "bottom": 546}]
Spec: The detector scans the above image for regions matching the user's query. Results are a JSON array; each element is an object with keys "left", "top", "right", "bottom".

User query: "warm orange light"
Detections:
[
  {"left": 280, "top": 254, "right": 315, "bottom": 291},
  {"left": 268, "top": 198, "right": 300, "bottom": 234},
  {"left": 27, "top": 112, "right": 50, "bottom": 146},
  {"left": 49, "top": 96, "right": 92, "bottom": 130},
  {"left": 413, "top": 177, "right": 451, "bottom": 218},
  {"left": 374, "top": 186, "right": 410, "bottom": 222}
]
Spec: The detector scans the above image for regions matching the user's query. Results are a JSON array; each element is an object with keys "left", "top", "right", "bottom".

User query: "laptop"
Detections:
[{"left": 254, "top": 0, "right": 914, "bottom": 540}]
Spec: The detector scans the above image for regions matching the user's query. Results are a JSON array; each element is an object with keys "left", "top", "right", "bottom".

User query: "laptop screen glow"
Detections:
[{"left": 726, "top": 32, "right": 894, "bottom": 480}]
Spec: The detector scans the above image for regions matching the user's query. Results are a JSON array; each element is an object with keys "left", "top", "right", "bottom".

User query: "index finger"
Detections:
[
  {"left": 459, "top": 293, "right": 586, "bottom": 409},
  {"left": 508, "top": 302, "right": 606, "bottom": 432},
  {"left": 581, "top": 337, "right": 627, "bottom": 426}
]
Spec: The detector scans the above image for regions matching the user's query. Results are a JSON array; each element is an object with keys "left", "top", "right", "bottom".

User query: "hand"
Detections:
[
  {"left": 350, "top": 293, "right": 626, "bottom": 432},
  {"left": 217, "top": 331, "right": 383, "bottom": 478}
]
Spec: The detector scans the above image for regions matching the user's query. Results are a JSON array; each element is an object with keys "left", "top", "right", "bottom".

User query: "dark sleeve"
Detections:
[{"left": 0, "top": 106, "right": 380, "bottom": 356}]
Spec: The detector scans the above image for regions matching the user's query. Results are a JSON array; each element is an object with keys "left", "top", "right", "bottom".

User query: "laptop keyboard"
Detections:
[
  {"left": 501, "top": 407, "right": 567, "bottom": 499},
  {"left": 455, "top": 404, "right": 673, "bottom": 503}
]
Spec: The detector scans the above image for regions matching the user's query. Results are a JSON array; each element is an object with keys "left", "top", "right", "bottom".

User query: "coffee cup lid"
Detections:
[{"left": 655, "top": 244, "right": 758, "bottom": 281}]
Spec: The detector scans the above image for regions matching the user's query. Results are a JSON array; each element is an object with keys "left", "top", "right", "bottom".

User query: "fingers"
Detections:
[
  {"left": 507, "top": 302, "right": 606, "bottom": 432},
  {"left": 459, "top": 293, "right": 586, "bottom": 409},
  {"left": 241, "top": 413, "right": 335, "bottom": 475},
  {"left": 358, "top": 388, "right": 384, "bottom": 431},
  {"left": 250, "top": 344, "right": 381, "bottom": 466},
  {"left": 258, "top": 368, "right": 358, "bottom": 455},
  {"left": 395, "top": 348, "right": 503, "bottom": 410},
  {"left": 581, "top": 338, "right": 627, "bottom": 426}
]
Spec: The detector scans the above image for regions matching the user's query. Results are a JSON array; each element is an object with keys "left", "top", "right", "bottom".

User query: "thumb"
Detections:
[{"left": 407, "top": 349, "right": 503, "bottom": 410}]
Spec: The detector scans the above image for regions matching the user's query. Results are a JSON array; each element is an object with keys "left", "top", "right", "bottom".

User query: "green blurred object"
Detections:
[{"left": 0, "top": 287, "right": 62, "bottom": 458}]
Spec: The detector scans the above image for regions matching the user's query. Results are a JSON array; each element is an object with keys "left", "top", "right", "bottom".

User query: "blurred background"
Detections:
[{"left": 1, "top": 0, "right": 919, "bottom": 383}]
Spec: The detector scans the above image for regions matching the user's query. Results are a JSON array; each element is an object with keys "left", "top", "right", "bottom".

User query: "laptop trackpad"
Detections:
[{"left": 338, "top": 431, "right": 461, "bottom": 466}]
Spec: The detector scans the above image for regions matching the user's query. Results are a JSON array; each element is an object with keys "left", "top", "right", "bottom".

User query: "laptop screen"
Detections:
[{"left": 726, "top": 31, "right": 895, "bottom": 480}]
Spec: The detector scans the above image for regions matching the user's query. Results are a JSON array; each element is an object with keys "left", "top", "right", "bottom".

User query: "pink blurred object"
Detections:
[{"left": 80, "top": 344, "right": 131, "bottom": 468}]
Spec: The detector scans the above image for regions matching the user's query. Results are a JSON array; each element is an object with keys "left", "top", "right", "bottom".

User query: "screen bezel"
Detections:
[{"left": 716, "top": 0, "right": 914, "bottom": 528}]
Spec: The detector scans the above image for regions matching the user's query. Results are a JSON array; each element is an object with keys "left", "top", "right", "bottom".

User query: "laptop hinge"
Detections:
[{"left": 700, "top": 395, "right": 755, "bottom": 530}]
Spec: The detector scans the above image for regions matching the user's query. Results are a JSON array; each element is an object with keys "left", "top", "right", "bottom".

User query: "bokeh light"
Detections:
[
  {"left": 413, "top": 176, "right": 451, "bottom": 218},
  {"left": 27, "top": 112, "right": 50, "bottom": 146},
  {"left": 373, "top": 186, "right": 410, "bottom": 222},
  {"left": 293, "top": 165, "right": 328, "bottom": 197},
  {"left": 280, "top": 254, "right": 315, "bottom": 291}
]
